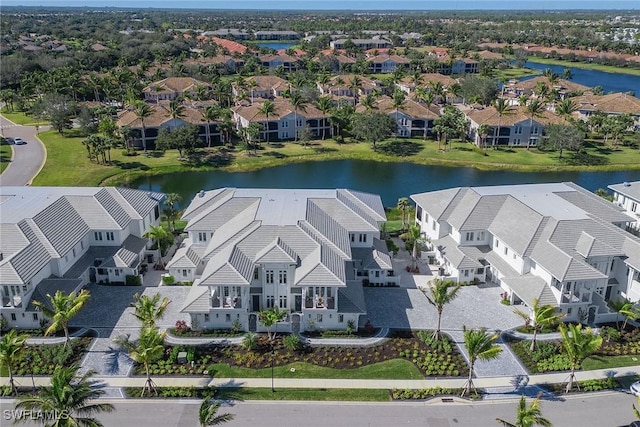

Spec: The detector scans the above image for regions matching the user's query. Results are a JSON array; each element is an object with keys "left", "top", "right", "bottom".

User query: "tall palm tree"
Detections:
[
  {"left": 423, "top": 278, "right": 461, "bottom": 340},
  {"left": 316, "top": 96, "right": 334, "bottom": 140},
  {"left": 493, "top": 98, "right": 511, "bottom": 149},
  {"left": 349, "top": 75, "right": 362, "bottom": 105},
  {"left": 258, "top": 101, "right": 276, "bottom": 144},
  {"left": 495, "top": 395, "right": 553, "bottom": 427},
  {"left": 400, "top": 224, "right": 425, "bottom": 271},
  {"left": 199, "top": 399, "right": 235, "bottom": 426},
  {"left": 0, "top": 330, "right": 29, "bottom": 396},
  {"left": 15, "top": 366, "right": 114, "bottom": 426},
  {"left": 514, "top": 298, "right": 564, "bottom": 351},
  {"left": 525, "top": 99, "right": 545, "bottom": 150},
  {"left": 477, "top": 123, "right": 492, "bottom": 152},
  {"left": 202, "top": 105, "right": 221, "bottom": 148},
  {"left": 558, "top": 323, "right": 603, "bottom": 393},
  {"left": 143, "top": 225, "right": 174, "bottom": 268},
  {"left": 131, "top": 293, "right": 171, "bottom": 329},
  {"left": 167, "top": 99, "right": 185, "bottom": 125},
  {"left": 289, "top": 91, "right": 308, "bottom": 142},
  {"left": 461, "top": 326, "right": 502, "bottom": 397},
  {"left": 133, "top": 101, "right": 153, "bottom": 153},
  {"left": 115, "top": 327, "right": 165, "bottom": 397},
  {"left": 396, "top": 197, "right": 409, "bottom": 231},
  {"left": 33, "top": 289, "right": 90, "bottom": 347},
  {"left": 608, "top": 298, "right": 639, "bottom": 330},
  {"left": 555, "top": 98, "right": 576, "bottom": 118},
  {"left": 392, "top": 90, "right": 406, "bottom": 133}
]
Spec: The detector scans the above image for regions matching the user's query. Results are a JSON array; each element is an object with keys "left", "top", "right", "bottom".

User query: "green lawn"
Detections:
[
  {"left": 582, "top": 354, "right": 640, "bottom": 371},
  {"left": 216, "top": 387, "right": 391, "bottom": 401},
  {"left": 0, "top": 144, "right": 12, "bottom": 174},
  {"left": 207, "top": 359, "right": 423, "bottom": 380},
  {"left": 32, "top": 129, "right": 640, "bottom": 187},
  {"left": 0, "top": 110, "right": 48, "bottom": 126}
]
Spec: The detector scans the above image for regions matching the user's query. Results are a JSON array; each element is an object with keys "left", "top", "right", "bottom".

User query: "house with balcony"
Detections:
[
  {"left": 411, "top": 182, "right": 640, "bottom": 324},
  {"left": 355, "top": 95, "right": 440, "bottom": 138},
  {"left": 142, "top": 77, "right": 211, "bottom": 103},
  {"left": 572, "top": 93, "right": 640, "bottom": 128},
  {"left": 231, "top": 99, "right": 332, "bottom": 142},
  {"left": 609, "top": 181, "right": 640, "bottom": 234},
  {"left": 0, "top": 186, "right": 164, "bottom": 329},
  {"left": 175, "top": 188, "right": 393, "bottom": 333},
  {"left": 259, "top": 54, "right": 299, "bottom": 72},
  {"left": 232, "top": 75, "right": 289, "bottom": 101},
  {"left": 330, "top": 38, "right": 391, "bottom": 50},
  {"left": 367, "top": 54, "right": 410, "bottom": 74}
]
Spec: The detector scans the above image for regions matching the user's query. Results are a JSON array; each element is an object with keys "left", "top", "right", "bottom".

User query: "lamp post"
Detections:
[{"left": 270, "top": 343, "right": 275, "bottom": 393}]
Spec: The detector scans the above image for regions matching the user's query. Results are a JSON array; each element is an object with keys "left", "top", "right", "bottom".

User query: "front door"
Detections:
[
  {"left": 252, "top": 295, "right": 260, "bottom": 312},
  {"left": 249, "top": 314, "right": 257, "bottom": 332},
  {"left": 294, "top": 295, "right": 302, "bottom": 312}
]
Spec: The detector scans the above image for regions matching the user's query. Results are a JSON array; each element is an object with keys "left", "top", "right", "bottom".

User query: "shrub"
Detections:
[
  {"left": 283, "top": 334, "right": 301, "bottom": 351},
  {"left": 125, "top": 275, "right": 141, "bottom": 286},
  {"left": 600, "top": 326, "right": 621, "bottom": 343},
  {"left": 346, "top": 320, "right": 355, "bottom": 334},
  {"left": 162, "top": 275, "right": 175, "bottom": 285},
  {"left": 242, "top": 332, "right": 257, "bottom": 351},
  {"left": 174, "top": 320, "right": 189, "bottom": 333},
  {"left": 231, "top": 319, "right": 242, "bottom": 333}
]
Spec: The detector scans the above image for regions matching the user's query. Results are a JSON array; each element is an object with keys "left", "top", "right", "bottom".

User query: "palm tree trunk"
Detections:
[
  {"left": 462, "top": 361, "right": 474, "bottom": 397},
  {"left": 565, "top": 368, "right": 575, "bottom": 394},
  {"left": 8, "top": 367, "right": 17, "bottom": 396},
  {"left": 141, "top": 124, "right": 147, "bottom": 153},
  {"left": 64, "top": 324, "right": 70, "bottom": 347},
  {"left": 530, "top": 328, "right": 538, "bottom": 352},
  {"left": 434, "top": 311, "right": 442, "bottom": 340}
]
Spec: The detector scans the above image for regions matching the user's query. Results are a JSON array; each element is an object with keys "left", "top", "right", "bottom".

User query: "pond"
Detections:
[
  {"left": 133, "top": 160, "right": 640, "bottom": 207},
  {"left": 522, "top": 61, "right": 640, "bottom": 94},
  {"left": 255, "top": 42, "right": 297, "bottom": 50}
]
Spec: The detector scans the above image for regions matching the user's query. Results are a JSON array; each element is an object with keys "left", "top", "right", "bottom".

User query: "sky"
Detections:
[{"left": 1, "top": 0, "right": 638, "bottom": 10}]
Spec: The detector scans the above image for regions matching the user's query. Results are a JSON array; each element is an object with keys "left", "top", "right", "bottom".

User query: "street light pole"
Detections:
[{"left": 271, "top": 343, "right": 275, "bottom": 393}]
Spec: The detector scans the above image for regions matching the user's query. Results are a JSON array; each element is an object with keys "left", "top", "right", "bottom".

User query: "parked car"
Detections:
[
  {"left": 13, "top": 137, "right": 26, "bottom": 145},
  {"left": 631, "top": 381, "right": 640, "bottom": 396}
]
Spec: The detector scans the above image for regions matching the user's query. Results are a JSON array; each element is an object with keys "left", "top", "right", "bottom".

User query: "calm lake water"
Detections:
[
  {"left": 523, "top": 61, "right": 640, "bottom": 94},
  {"left": 134, "top": 160, "right": 640, "bottom": 207},
  {"left": 257, "top": 42, "right": 297, "bottom": 50}
]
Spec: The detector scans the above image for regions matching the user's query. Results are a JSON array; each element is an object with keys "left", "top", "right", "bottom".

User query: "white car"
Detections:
[
  {"left": 631, "top": 381, "right": 640, "bottom": 396},
  {"left": 13, "top": 137, "right": 26, "bottom": 145}
]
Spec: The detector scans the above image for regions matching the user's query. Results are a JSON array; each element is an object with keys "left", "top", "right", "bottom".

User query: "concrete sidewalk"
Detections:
[{"left": 4, "top": 365, "right": 639, "bottom": 391}]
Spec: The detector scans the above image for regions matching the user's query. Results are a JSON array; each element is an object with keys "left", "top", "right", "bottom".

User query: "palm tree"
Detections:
[
  {"left": 558, "top": 323, "right": 603, "bottom": 393},
  {"left": 258, "top": 307, "right": 287, "bottom": 342},
  {"left": 525, "top": 99, "right": 545, "bottom": 150},
  {"left": 167, "top": 99, "right": 185, "bottom": 124},
  {"left": 15, "top": 366, "right": 114, "bottom": 426},
  {"left": 289, "top": 92, "right": 308, "bottom": 142},
  {"left": 514, "top": 298, "right": 564, "bottom": 351},
  {"left": 423, "top": 278, "right": 461, "bottom": 340},
  {"left": 392, "top": 90, "right": 406, "bottom": 132},
  {"left": 163, "top": 193, "right": 182, "bottom": 232},
  {"left": 316, "top": 96, "right": 334, "bottom": 140},
  {"left": 115, "top": 327, "right": 166, "bottom": 397},
  {"left": 33, "top": 289, "right": 90, "bottom": 346},
  {"left": 202, "top": 105, "right": 221, "bottom": 148},
  {"left": 555, "top": 98, "right": 576, "bottom": 118},
  {"left": 477, "top": 123, "right": 492, "bottom": 152},
  {"left": 131, "top": 293, "right": 171, "bottom": 329},
  {"left": 143, "top": 225, "right": 174, "bottom": 268},
  {"left": 199, "top": 399, "right": 235, "bottom": 426},
  {"left": 0, "top": 330, "right": 29, "bottom": 396},
  {"left": 461, "top": 326, "right": 502, "bottom": 397},
  {"left": 133, "top": 101, "right": 153, "bottom": 153},
  {"left": 350, "top": 75, "right": 363, "bottom": 105},
  {"left": 495, "top": 395, "right": 552, "bottom": 427},
  {"left": 608, "top": 298, "right": 640, "bottom": 330},
  {"left": 258, "top": 101, "right": 276, "bottom": 144},
  {"left": 493, "top": 98, "right": 511, "bottom": 149},
  {"left": 396, "top": 197, "right": 409, "bottom": 231}
]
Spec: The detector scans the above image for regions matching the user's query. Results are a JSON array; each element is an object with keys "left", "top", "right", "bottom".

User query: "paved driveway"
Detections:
[
  {"left": 364, "top": 284, "right": 523, "bottom": 332},
  {"left": 0, "top": 115, "right": 47, "bottom": 186}
]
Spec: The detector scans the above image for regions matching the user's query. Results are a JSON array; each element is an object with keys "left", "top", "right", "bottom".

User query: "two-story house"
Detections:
[
  {"left": 0, "top": 187, "right": 164, "bottom": 329},
  {"left": 609, "top": 181, "right": 640, "bottom": 234},
  {"left": 411, "top": 182, "right": 640, "bottom": 324},
  {"left": 142, "top": 77, "right": 212, "bottom": 103},
  {"left": 355, "top": 96, "right": 440, "bottom": 138},
  {"left": 172, "top": 188, "right": 393, "bottom": 333}
]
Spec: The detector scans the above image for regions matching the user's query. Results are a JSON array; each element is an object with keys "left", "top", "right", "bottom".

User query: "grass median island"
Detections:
[
  {"left": 0, "top": 144, "right": 12, "bottom": 174},
  {"left": 32, "top": 130, "right": 640, "bottom": 187}
]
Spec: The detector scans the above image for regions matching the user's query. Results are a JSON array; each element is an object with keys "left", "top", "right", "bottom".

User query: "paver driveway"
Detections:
[{"left": 363, "top": 284, "right": 523, "bottom": 332}]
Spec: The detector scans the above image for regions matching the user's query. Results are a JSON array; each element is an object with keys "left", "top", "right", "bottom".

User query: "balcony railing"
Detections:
[
  {"left": 211, "top": 297, "right": 242, "bottom": 309},
  {"left": 305, "top": 297, "right": 335, "bottom": 309}
]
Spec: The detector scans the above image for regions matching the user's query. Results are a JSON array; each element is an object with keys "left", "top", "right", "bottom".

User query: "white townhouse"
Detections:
[
  {"left": 0, "top": 187, "right": 164, "bottom": 329},
  {"left": 412, "top": 182, "right": 640, "bottom": 324},
  {"left": 171, "top": 188, "right": 394, "bottom": 334},
  {"left": 609, "top": 181, "right": 640, "bottom": 234}
]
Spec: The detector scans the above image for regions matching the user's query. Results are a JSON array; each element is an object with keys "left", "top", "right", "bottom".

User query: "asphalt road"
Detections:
[
  {"left": 1, "top": 392, "right": 637, "bottom": 427},
  {"left": 0, "top": 115, "right": 46, "bottom": 186}
]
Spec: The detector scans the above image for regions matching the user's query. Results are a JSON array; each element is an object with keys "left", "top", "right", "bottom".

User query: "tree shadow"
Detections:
[
  {"left": 145, "top": 151, "right": 165, "bottom": 158},
  {"left": 564, "top": 152, "right": 609, "bottom": 166},
  {"left": 263, "top": 151, "right": 287, "bottom": 159},
  {"left": 111, "top": 160, "right": 150, "bottom": 171},
  {"left": 313, "top": 146, "right": 338, "bottom": 154},
  {"left": 183, "top": 150, "right": 233, "bottom": 167},
  {"left": 377, "top": 140, "right": 422, "bottom": 157}
]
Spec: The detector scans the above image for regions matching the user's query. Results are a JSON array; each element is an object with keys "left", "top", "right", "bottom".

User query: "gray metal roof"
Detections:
[
  {"left": 338, "top": 280, "right": 366, "bottom": 313},
  {"left": 336, "top": 190, "right": 382, "bottom": 228},
  {"left": 102, "top": 235, "right": 147, "bottom": 268},
  {"left": 167, "top": 245, "right": 202, "bottom": 269},
  {"left": 254, "top": 237, "right": 299, "bottom": 264},
  {"left": 340, "top": 189, "right": 386, "bottom": 221},
  {"left": 410, "top": 188, "right": 462, "bottom": 221},
  {"left": 32, "top": 197, "right": 89, "bottom": 256},
  {"left": 502, "top": 275, "right": 558, "bottom": 308},
  {"left": 311, "top": 198, "right": 379, "bottom": 232},
  {"left": 434, "top": 235, "right": 483, "bottom": 269},
  {"left": 609, "top": 181, "right": 640, "bottom": 201},
  {"left": 558, "top": 183, "right": 632, "bottom": 223},
  {"left": 115, "top": 187, "right": 164, "bottom": 218},
  {"left": 26, "top": 278, "right": 83, "bottom": 311},
  {"left": 306, "top": 200, "right": 351, "bottom": 256},
  {"left": 94, "top": 188, "right": 133, "bottom": 228},
  {"left": 185, "top": 197, "right": 259, "bottom": 232},
  {"left": 488, "top": 196, "right": 544, "bottom": 256},
  {"left": 181, "top": 188, "right": 232, "bottom": 220},
  {"left": 11, "top": 221, "right": 53, "bottom": 282},
  {"left": 180, "top": 282, "right": 210, "bottom": 313},
  {"left": 65, "top": 195, "right": 121, "bottom": 230},
  {"left": 446, "top": 190, "right": 481, "bottom": 230}
]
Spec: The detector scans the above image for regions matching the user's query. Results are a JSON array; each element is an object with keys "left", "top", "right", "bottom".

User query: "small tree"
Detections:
[
  {"left": 131, "top": 293, "right": 171, "bottom": 329},
  {"left": 350, "top": 111, "right": 397, "bottom": 151},
  {"left": 115, "top": 327, "right": 166, "bottom": 397},
  {"left": 199, "top": 398, "right": 234, "bottom": 426},
  {"left": 0, "top": 330, "right": 29, "bottom": 396},
  {"left": 462, "top": 326, "right": 502, "bottom": 397},
  {"left": 400, "top": 224, "right": 425, "bottom": 270},
  {"left": 258, "top": 307, "right": 287, "bottom": 342},
  {"left": 558, "top": 323, "right": 603, "bottom": 393},
  {"left": 143, "top": 225, "right": 174, "bottom": 268},
  {"left": 495, "top": 395, "right": 552, "bottom": 427},
  {"left": 423, "top": 278, "right": 461, "bottom": 340},
  {"left": 608, "top": 298, "right": 640, "bottom": 330},
  {"left": 242, "top": 332, "right": 258, "bottom": 351},
  {"left": 514, "top": 298, "right": 564, "bottom": 351},
  {"left": 33, "top": 289, "right": 90, "bottom": 346}
]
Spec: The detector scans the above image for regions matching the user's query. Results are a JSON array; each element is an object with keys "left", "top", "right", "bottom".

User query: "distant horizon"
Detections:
[{"left": 1, "top": 0, "right": 638, "bottom": 10}]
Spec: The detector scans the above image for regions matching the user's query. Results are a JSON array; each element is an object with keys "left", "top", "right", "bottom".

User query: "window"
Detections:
[
  {"left": 225, "top": 314, "right": 231, "bottom": 322},
  {"left": 514, "top": 126, "right": 522, "bottom": 134},
  {"left": 296, "top": 119, "right": 303, "bottom": 127},
  {"left": 281, "top": 121, "right": 289, "bottom": 128},
  {"left": 477, "top": 231, "right": 485, "bottom": 241},
  {"left": 94, "top": 232, "right": 103, "bottom": 241},
  {"left": 65, "top": 255, "right": 68, "bottom": 263},
  {"left": 417, "top": 206, "right": 423, "bottom": 221},
  {"left": 567, "top": 307, "right": 572, "bottom": 315},
  {"left": 495, "top": 240, "right": 500, "bottom": 248},
  {"left": 358, "top": 234, "right": 367, "bottom": 243},
  {"left": 80, "top": 241, "right": 84, "bottom": 249},
  {"left": 632, "top": 202, "right": 638, "bottom": 213},
  {"left": 254, "top": 268, "right": 259, "bottom": 280},
  {"left": 11, "top": 313, "right": 16, "bottom": 321},
  {"left": 465, "top": 232, "right": 474, "bottom": 241},
  {"left": 154, "top": 205, "right": 160, "bottom": 220},
  {"left": 182, "top": 269, "right": 188, "bottom": 277},
  {"left": 33, "top": 313, "right": 38, "bottom": 321},
  {"left": 279, "top": 295, "right": 287, "bottom": 309},
  {"left": 114, "top": 269, "right": 120, "bottom": 277},
  {"left": 504, "top": 247, "right": 508, "bottom": 255},
  {"left": 350, "top": 233, "right": 355, "bottom": 242},
  {"left": 204, "top": 313, "right": 209, "bottom": 322},
  {"left": 282, "top": 131, "right": 289, "bottom": 139},
  {"left": 532, "top": 126, "right": 539, "bottom": 135},
  {"left": 464, "top": 270, "right": 469, "bottom": 277},
  {"left": 266, "top": 270, "right": 274, "bottom": 284},
  {"left": 279, "top": 270, "right": 287, "bottom": 284},
  {"left": 432, "top": 220, "right": 436, "bottom": 231},
  {"left": 317, "top": 314, "right": 323, "bottom": 323},
  {"left": 22, "top": 285, "right": 27, "bottom": 293},
  {"left": 106, "top": 231, "right": 115, "bottom": 241},
  {"left": 266, "top": 295, "right": 275, "bottom": 309},
  {"left": 338, "top": 314, "right": 344, "bottom": 323},
  {"left": 198, "top": 232, "right": 207, "bottom": 243}
]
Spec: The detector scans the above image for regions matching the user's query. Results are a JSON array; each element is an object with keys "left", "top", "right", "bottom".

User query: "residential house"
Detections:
[
  {"left": 609, "top": 181, "right": 640, "bottom": 234},
  {"left": 232, "top": 75, "right": 289, "bottom": 101},
  {"left": 395, "top": 73, "right": 457, "bottom": 96},
  {"left": 464, "top": 104, "right": 569, "bottom": 148},
  {"left": 202, "top": 29, "right": 250, "bottom": 40},
  {"left": 367, "top": 54, "right": 410, "bottom": 74},
  {"left": 437, "top": 57, "right": 479, "bottom": 75},
  {"left": 503, "top": 76, "right": 591, "bottom": 101},
  {"left": 255, "top": 31, "right": 300, "bottom": 40},
  {"left": 0, "top": 186, "right": 164, "bottom": 329},
  {"left": 330, "top": 38, "right": 391, "bottom": 50},
  {"left": 572, "top": 93, "right": 640, "bottom": 128},
  {"left": 259, "top": 54, "right": 298, "bottom": 72},
  {"left": 411, "top": 182, "right": 640, "bottom": 323},
  {"left": 317, "top": 75, "right": 386, "bottom": 106},
  {"left": 173, "top": 188, "right": 393, "bottom": 333},
  {"left": 355, "top": 96, "right": 440, "bottom": 138},
  {"left": 231, "top": 98, "right": 331, "bottom": 141},
  {"left": 142, "top": 77, "right": 212, "bottom": 103}
]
